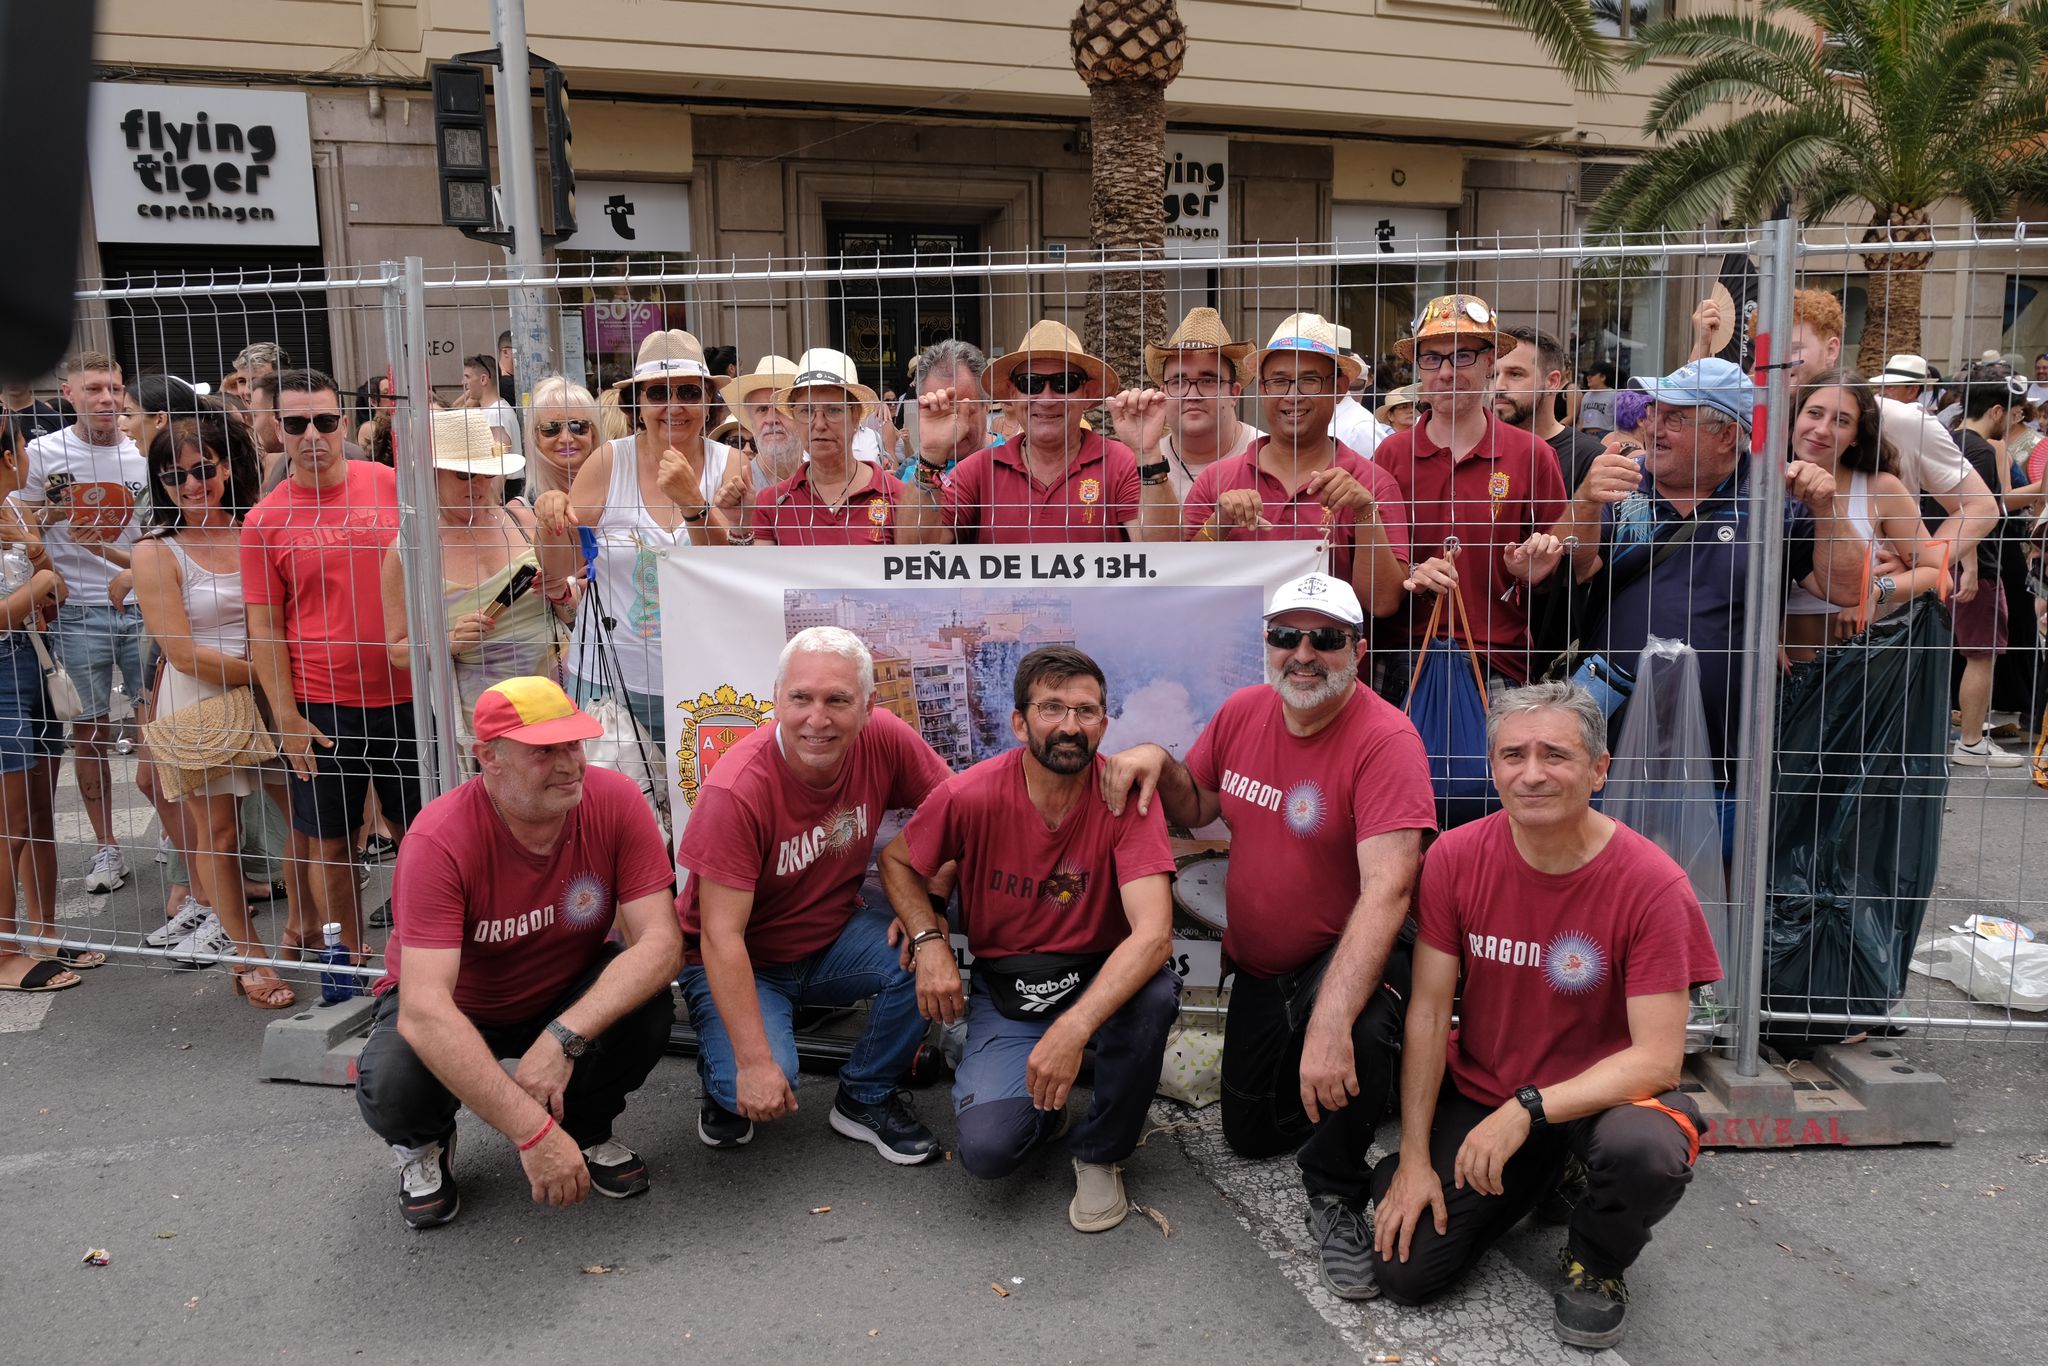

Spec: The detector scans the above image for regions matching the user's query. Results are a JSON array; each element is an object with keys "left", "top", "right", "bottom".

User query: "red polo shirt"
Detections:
[
  {"left": 1376, "top": 413, "right": 1568, "bottom": 680},
  {"left": 756, "top": 464, "right": 908, "bottom": 545},
  {"left": 1181, "top": 438, "right": 1411, "bottom": 586},
  {"left": 938, "top": 431, "right": 1140, "bottom": 543}
]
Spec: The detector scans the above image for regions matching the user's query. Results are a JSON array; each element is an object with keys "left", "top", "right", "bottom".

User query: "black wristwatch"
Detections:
[
  {"left": 547, "top": 1019, "right": 590, "bottom": 1059},
  {"left": 1514, "top": 1084, "right": 1548, "bottom": 1129},
  {"left": 1138, "top": 458, "right": 1171, "bottom": 485}
]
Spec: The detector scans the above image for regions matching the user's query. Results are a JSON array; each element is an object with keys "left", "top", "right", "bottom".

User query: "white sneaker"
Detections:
[
  {"left": 154, "top": 833, "right": 173, "bottom": 865},
  {"left": 169, "top": 911, "right": 231, "bottom": 967},
  {"left": 144, "top": 896, "right": 212, "bottom": 948},
  {"left": 84, "top": 844, "right": 129, "bottom": 894},
  {"left": 1952, "top": 738, "right": 2024, "bottom": 768}
]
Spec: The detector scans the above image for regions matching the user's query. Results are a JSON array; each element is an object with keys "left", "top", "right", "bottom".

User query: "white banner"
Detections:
[{"left": 658, "top": 541, "right": 1320, "bottom": 988}]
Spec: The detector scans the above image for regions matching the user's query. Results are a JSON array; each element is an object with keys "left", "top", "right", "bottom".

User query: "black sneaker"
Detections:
[
  {"left": 697, "top": 1098, "right": 754, "bottom": 1149},
  {"left": 1554, "top": 1247, "right": 1629, "bottom": 1348},
  {"left": 828, "top": 1086, "right": 939, "bottom": 1166},
  {"left": 1533, "top": 1155, "right": 1588, "bottom": 1226},
  {"left": 396, "top": 1131, "right": 458, "bottom": 1229},
  {"left": 581, "top": 1137, "right": 651, "bottom": 1198},
  {"left": 1305, "top": 1193, "right": 1379, "bottom": 1300}
]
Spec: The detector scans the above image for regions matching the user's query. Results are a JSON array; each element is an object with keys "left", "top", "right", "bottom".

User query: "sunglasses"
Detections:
[
  {"left": 1265, "top": 625, "right": 1356, "bottom": 653},
  {"left": 280, "top": 413, "right": 344, "bottom": 435},
  {"left": 160, "top": 459, "right": 222, "bottom": 487},
  {"left": 639, "top": 383, "right": 704, "bottom": 405},
  {"left": 1011, "top": 369, "right": 1090, "bottom": 396},
  {"left": 535, "top": 419, "right": 594, "bottom": 438}
]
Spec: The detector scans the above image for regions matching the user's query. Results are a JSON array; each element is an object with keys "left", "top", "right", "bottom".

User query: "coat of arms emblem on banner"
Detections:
[{"left": 674, "top": 684, "right": 773, "bottom": 807}]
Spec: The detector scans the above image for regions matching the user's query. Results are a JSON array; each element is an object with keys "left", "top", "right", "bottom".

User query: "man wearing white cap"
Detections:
[
  {"left": 1106, "top": 307, "right": 1264, "bottom": 502},
  {"left": 1875, "top": 353, "right": 1932, "bottom": 407},
  {"left": 741, "top": 350, "right": 911, "bottom": 546},
  {"left": 1101, "top": 572, "right": 1437, "bottom": 1300}
]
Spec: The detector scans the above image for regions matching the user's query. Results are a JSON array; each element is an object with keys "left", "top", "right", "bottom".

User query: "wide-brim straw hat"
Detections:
[
  {"left": 1393, "top": 294, "right": 1509, "bottom": 363},
  {"left": 719, "top": 355, "right": 800, "bottom": 433},
  {"left": 607, "top": 329, "right": 715, "bottom": 395},
  {"left": 772, "top": 348, "right": 881, "bottom": 425},
  {"left": 983, "top": 320, "right": 1120, "bottom": 400},
  {"left": 1374, "top": 383, "right": 1421, "bottom": 425},
  {"left": 1144, "top": 307, "right": 1252, "bottom": 384},
  {"left": 430, "top": 408, "right": 525, "bottom": 479},
  {"left": 1240, "top": 313, "right": 1363, "bottom": 389}
]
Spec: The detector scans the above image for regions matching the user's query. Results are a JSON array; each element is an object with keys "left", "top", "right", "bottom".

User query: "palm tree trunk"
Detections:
[
  {"left": 1084, "top": 77, "right": 1169, "bottom": 394},
  {"left": 1855, "top": 208, "right": 1933, "bottom": 375}
]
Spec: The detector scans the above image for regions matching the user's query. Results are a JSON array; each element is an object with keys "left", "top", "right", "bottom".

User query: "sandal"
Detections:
[
  {"left": 278, "top": 928, "right": 310, "bottom": 962},
  {"left": 50, "top": 946, "right": 106, "bottom": 971},
  {"left": 0, "top": 958, "right": 82, "bottom": 993},
  {"left": 245, "top": 881, "right": 290, "bottom": 904},
  {"left": 232, "top": 965, "right": 297, "bottom": 1011}
]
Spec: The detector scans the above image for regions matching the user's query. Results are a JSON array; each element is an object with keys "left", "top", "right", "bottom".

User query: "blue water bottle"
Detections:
[{"left": 319, "top": 922, "right": 358, "bottom": 1004}]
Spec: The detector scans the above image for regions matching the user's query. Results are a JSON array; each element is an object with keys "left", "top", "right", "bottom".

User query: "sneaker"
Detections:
[
  {"left": 828, "top": 1086, "right": 939, "bottom": 1166},
  {"left": 1069, "top": 1158, "right": 1129, "bottom": 1233},
  {"left": 366, "top": 901, "right": 393, "bottom": 929},
  {"left": 153, "top": 833, "right": 172, "bottom": 866},
  {"left": 1533, "top": 1155, "right": 1588, "bottom": 1226},
  {"left": 1953, "top": 738, "right": 2025, "bottom": 768},
  {"left": 396, "top": 1132, "right": 459, "bottom": 1229},
  {"left": 84, "top": 844, "right": 129, "bottom": 894},
  {"left": 1305, "top": 1193, "right": 1380, "bottom": 1300},
  {"left": 697, "top": 1098, "right": 754, "bottom": 1149},
  {"left": 1554, "top": 1248, "right": 1629, "bottom": 1349},
  {"left": 362, "top": 833, "right": 398, "bottom": 864},
  {"left": 169, "top": 911, "right": 231, "bottom": 967},
  {"left": 144, "top": 896, "right": 212, "bottom": 948},
  {"left": 582, "top": 1137, "right": 651, "bottom": 1198}
]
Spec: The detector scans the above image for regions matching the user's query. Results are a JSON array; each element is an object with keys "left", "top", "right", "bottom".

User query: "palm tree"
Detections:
[{"left": 1587, "top": 0, "right": 2048, "bottom": 370}]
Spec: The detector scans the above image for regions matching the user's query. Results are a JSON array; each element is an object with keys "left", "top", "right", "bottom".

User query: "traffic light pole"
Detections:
[{"left": 489, "top": 0, "right": 553, "bottom": 402}]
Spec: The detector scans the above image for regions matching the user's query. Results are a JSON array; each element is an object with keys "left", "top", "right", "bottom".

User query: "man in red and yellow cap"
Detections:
[{"left": 354, "top": 676, "right": 682, "bottom": 1230}]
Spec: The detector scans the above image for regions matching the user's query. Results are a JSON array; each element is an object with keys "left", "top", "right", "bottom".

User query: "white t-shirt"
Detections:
[
  {"left": 1161, "top": 421, "right": 1265, "bottom": 503},
  {"left": 478, "top": 399, "right": 523, "bottom": 456},
  {"left": 1875, "top": 395, "right": 1968, "bottom": 501},
  {"left": 17, "top": 426, "right": 148, "bottom": 599},
  {"left": 1329, "top": 396, "right": 1393, "bottom": 459}
]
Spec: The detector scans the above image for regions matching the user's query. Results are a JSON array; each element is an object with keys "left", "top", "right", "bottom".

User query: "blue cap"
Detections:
[{"left": 1630, "top": 357, "right": 1756, "bottom": 428}]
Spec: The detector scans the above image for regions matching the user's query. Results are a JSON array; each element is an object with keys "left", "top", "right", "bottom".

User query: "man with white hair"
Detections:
[{"left": 676, "top": 626, "right": 955, "bottom": 1163}]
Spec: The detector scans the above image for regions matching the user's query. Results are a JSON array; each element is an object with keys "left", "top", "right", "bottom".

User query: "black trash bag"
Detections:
[{"left": 1762, "top": 598, "right": 1953, "bottom": 1045}]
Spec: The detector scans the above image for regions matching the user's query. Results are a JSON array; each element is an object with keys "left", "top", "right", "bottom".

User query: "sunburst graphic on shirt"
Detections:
[
  {"left": 822, "top": 805, "right": 866, "bottom": 856},
  {"left": 561, "top": 872, "right": 612, "bottom": 928},
  {"left": 1543, "top": 932, "right": 1607, "bottom": 995},
  {"left": 1040, "top": 865, "right": 1087, "bottom": 909},
  {"left": 1283, "top": 781, "right": 1328, "bottom": 838}
]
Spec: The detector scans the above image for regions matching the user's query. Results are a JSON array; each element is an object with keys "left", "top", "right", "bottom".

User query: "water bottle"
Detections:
[
  {"left": 0, "top": 547, "right": 31, "bottom": 594},
  {"left": 319, "top": 922, "right": 358, "bottom": 1005}
]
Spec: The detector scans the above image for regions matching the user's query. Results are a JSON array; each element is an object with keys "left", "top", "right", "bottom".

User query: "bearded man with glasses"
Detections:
[{"left": 1099, "top": 572, "right": 1437, "bottom": 1300}]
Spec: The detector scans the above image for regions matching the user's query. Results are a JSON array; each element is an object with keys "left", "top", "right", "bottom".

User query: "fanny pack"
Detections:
[{"left": 977, "top": 951, "right": 1109, "bottom": 1022}]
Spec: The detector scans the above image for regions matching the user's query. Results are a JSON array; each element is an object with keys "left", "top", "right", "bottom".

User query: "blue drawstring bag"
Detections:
[{"left": 1404, "top": 587, "right": 1497, "bottom": 829}]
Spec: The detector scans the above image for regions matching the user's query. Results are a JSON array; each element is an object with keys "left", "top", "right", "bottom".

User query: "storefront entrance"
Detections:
[{"left": 827, "top": 222, "right": 985, "bottom": 392}]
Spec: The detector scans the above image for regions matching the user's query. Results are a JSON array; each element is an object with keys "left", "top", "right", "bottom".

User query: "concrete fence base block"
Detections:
[
  {"left": 258, "top": 993, "right": 376, "bottom": 1086},
  {"left": 1686, "top": 1043, "right": 1955, "bottom": 1148}
]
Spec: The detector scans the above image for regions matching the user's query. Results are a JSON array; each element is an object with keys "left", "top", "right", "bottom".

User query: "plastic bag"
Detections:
[
  {"left": 1404, "top": 589, "right": 1497, "bottom": 830},
  {"left": 1603, "top": 636, "right": 1729, "bottom": 963},
  {"left": 1155, "top": 1025, "right": 1223, "bottom": 1107},
  {"left": 1908, "top": 934, "right": 2048, "bottom": 1012},
  {"left": 1762, "top": 599, "right": 1953, "bottom": 1042}
]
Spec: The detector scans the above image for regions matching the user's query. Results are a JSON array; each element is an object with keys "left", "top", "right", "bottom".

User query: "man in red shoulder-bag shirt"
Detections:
[
  {"left": 353, "top": 678, "right": 682, "bottom": 1230},
  {"left": 1101, "top": 571, "right": 1436, "bottom": 1302},
  {"left": 880, "top": 646, "right": 1179, "bottom": 1234},
  {"left": 1371, "top": 682, "right": 1721, "bottom": 1350}
]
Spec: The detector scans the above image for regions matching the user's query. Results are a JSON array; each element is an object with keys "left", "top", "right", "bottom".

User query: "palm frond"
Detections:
[{"left": 1486, "top": 0, "right": 1617, "bottom": 92}]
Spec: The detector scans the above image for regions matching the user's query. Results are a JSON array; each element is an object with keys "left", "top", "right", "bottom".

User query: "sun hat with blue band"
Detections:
[
  {"left": 1239, "top": 313, "right": 1364, "bottom": 389},
  {"left": 1630, "top": 357, "right": 1757, "bottom": 429}
]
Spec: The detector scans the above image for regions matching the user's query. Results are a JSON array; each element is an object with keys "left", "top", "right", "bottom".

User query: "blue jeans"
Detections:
[{"left": 679, "top": 907, "right": 926, "bottom": 1107}]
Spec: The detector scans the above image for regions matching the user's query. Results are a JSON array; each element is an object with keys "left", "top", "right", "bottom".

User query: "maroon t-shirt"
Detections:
[
  {"left": 902, "top": 749, "right": 1176, "bottom": 959},
  {"left": 1185, "top": 683, "right": 1437, "bottom": 978},
  {"left": 1416, "top": 811, "right": 1723, "bottom": 1107},
  {"left": 756, "top": 465, "right": 910, "bottom": 546},
  {"left": 1181, "top": 438, "right": 1413, "bottom": 585},
  {"left": 938, "top": 432, "right": 1141, "bottom": 543},
  {"left": 678, "top": 708, "right": 952, "bottom": 966},
  {"left": 376, "top": 769, "right": 677, "bottom": 1025}
]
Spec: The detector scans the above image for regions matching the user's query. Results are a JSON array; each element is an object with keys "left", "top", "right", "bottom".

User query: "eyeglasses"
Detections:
[
  {"left": 1649, "top": 407, "right": 1728, "bottom": 432},
  {"left": 535, "top": 419, "right": 593, "bottom": 438},
  {"left": 1011, "top": 370, "right": 1090, "bottom": 396},
  {"left": 160, "top": 459, "right": 222, "bottom": 487},
  {"left": 1414, "top": 348, "right": 1490, "bottom": 372},
  {"left": 1261, "top": 372, "right": 1334, "bottom": 395},
  {"left": 1030, "top": 699, "right": 1107, "bottom": 725},
  {"left": 795, "top": 401, "right": 856, "bottom": 422},
  {"left": 280, "top": 413, "right": 343, "bottom": 435},
  {"left": 1265, "top": 625, "right": 1355, "bottom": 653},
  {"left": 444, "top": 468, "right": 495, "bottom": 482},
  {"left": 640, "top": 383, "right": 704, "bottom": 405},
  {"left": 1162, "top": 373, "right": 1227, "bottom": 397}
]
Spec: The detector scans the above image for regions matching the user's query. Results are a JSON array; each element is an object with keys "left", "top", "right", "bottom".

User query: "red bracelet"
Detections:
[{"left": 517, "top": 1114, "right": 555, "bottom": 1151}]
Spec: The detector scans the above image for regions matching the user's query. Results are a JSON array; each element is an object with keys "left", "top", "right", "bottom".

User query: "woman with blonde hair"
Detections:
[{"left": 519, "top": 375, "right": 602, "bottom": 505}]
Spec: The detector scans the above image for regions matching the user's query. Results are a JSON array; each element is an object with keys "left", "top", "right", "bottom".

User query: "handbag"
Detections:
[
  {"left": 26, "top": 629, "right": 84, "bottom": 723},
  {"left": 141, "top": 684, "right": 279, "bottom": 802},
  {"left": 1402, "top": 583, "right": 1497, "bottom": 828}
]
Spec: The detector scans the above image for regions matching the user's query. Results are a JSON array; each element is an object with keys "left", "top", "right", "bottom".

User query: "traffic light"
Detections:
[
  {"left": 431, "top": 61, "right": 494, "bottom": 232},
  {"left": 543, "top": 66, "right": 576, "bottom": 240}
]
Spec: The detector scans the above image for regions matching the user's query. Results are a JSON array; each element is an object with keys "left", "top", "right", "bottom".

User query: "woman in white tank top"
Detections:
[{"left": 532, "top": 331, "right": 736, "bottom": 746}]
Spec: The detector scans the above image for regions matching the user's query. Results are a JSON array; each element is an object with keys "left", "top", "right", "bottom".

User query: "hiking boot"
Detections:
[
  {"left": 582, "top": 1137, "right": 651, "bottom": 1198},
  {"left": 396, "top": 1132, "right": 459, "bottom": 1229},
  {"left": 697, "top": 1098, "right": 754, "bottom": 1149},
  {"left": 84, "top": 844, "right": 129, "bottom": 894},
  {"left": 1069, "top": 1158, "right": 1129, "bottom": 1233},
  {"left": 828, "top": 1086, "right": 939, "bottom": 1165},
  {"left": 145, "top": 896, "right": 212, "bottom": 949},
  {"left": 1305, "top": 1193, "right": 1379, "bottom": 1300},
  {"left": 1554, "top": 1247, "right": 1630, "bottom": 1349},
  {"left": 1534, "top": 1155, "right": 1589, "bottom": 1226}
]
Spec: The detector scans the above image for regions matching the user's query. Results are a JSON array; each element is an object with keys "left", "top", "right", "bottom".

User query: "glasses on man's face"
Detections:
[
  {"left": 641, "top": 383, "right": 704, "bottom": 405},
  {"left": 1162, "top": 373, "right": 1226, "bottom": 397},
  {"left": 160, "top": 459, "right": 222, "bottom": 487},
  {"left": 1414, "top": 348, "right": 1489, "bottom": 372},
  {"left": 1262, "top": 371, "right": 1333, "bottom": 396},
  {"left": 1265, "top": 624, "right": 1355, "bottom": 653},
  {"left": 1011, "top": 369, "right": 1090, "bottom": 397},
  {"left": 535, "top": 419, "right": 593, "bottom": 439},
  {"left": 280, "top": 413, "right": 343, "bottom": 435},
  {"left": 1650, "top": 407, "right": 1721, "bottom": 432},
  {"left": 796, "top": 401, "right": 856, "bottom": 423},
  {"left": 1030, "top": 699, "right": 1107, "bottom": 725}
]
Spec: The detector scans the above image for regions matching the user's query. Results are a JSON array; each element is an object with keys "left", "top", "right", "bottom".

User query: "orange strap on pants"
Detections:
[{"left": 1630, "top": 1096, "right": 1702, "bottom": 1167}]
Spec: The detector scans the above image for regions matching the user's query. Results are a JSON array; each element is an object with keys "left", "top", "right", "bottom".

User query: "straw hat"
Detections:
[
  {"left": 1374, "top": 383, "right": 1421, "bottom": 425},
  {"left": 772, "top": 348, "right": 881, "bottom": 424},
  {"left": 607, "top": 329, "right": 714, "bottom": 395},
  {"left": 719, "top": 355, "right": 800, "bottom": 433},
  {"left": 1143, "top": 307, "right": 1252, "bottom": 384},
  {"left": 1393, "top": 293, "right": 1509, "bottom": 362},
  {"left": 430, "top": 408, "right": 525, "bottom": 479},
  {"left": 983, "top": 320, "right": 1120, "bottom": 400},
  {"left": 1240, "top": 313, "right": 1363, "bottom": 389}
]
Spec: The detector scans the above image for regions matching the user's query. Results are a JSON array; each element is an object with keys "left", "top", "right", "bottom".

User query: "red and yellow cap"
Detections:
[{"left": 472, "top": 676, "right": 604, "bottom": 745}]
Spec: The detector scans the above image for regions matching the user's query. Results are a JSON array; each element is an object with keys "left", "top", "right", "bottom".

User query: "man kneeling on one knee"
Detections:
[
  {"left": 1371, "top": 682, "right": 1720, "bottom": 1350},
  {"left": 880, "top": 646, "right": 1180, "bottom": 1232},
  {"left": 354, "top": 678, "right": 682, "bottom": 1229}
]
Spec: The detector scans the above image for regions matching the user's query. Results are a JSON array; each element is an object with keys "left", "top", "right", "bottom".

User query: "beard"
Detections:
[
  {"left": 1266, "top": 655, "right": 1359, "bottom": 709},
  {"left": 1492, "top": 394, "right": 1532, "bottom": 427},
  {"left": 1029, "top": 729, "right": 1095, "bottom": 775}
]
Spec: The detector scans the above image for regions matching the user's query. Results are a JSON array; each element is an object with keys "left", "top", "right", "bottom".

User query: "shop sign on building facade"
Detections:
[
  {"left": 553, "top": 180, "right": 693, "bottom": 254},
  {"left": 1163, "top": 133, "right": 1229, "bottom": 258},
  {"left": 88, "top": 83, "right": 318, "bottom": 247}
]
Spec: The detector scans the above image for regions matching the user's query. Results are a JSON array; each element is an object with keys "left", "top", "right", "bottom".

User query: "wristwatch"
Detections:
[
  {"left": 546, "top": 1019, "right": 590, "bottom": 1059},
  {"left": 1514, "top": 1084, "right": 1548, "bottom": 1129},
  {"left": 1138, "top": 458, "right": 1171, "bottom": 486},
  {"left": 1873, "top": 574, "right": 1896, "bottom": 605}
]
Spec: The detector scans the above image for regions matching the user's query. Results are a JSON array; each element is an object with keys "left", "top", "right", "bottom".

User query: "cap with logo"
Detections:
[
  {"left": 1263, "top": 572, "right": 1364, "bottom": 629},
  {"left": 472, "top": 676, "right": 605, "bottom": 745},
  {"left": 1629, "top": 356, "right": 1758, "bottom": 429}
]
